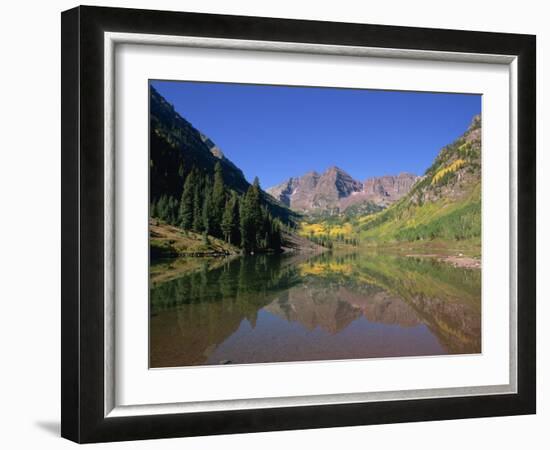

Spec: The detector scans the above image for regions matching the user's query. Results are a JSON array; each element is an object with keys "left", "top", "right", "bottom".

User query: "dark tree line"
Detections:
[
  {"left": 306, "top": 232, "right": 359, "bottom": 249},
  {"left": 151, "top": 162, "right": 282, "bottom": 253},
  {"left": 334, "top": 234, "right": 360, "bottom": 247}
]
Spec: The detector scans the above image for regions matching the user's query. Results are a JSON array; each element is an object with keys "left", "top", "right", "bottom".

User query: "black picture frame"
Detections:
[{"left": 61, "top": 5, "right": 536, "bottom": 443}]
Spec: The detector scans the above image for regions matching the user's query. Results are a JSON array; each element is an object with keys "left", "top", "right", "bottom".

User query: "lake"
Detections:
[{"left": 150, "top": 251, "right": 481, "bottom": 368}]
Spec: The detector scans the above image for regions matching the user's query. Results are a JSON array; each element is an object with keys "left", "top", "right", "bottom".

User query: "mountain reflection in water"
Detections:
[{"left": 150, "top": 252, "right": 481, "bottom": 367}]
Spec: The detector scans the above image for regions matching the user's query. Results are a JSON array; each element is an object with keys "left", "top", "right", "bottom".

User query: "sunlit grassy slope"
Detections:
[
  {"left": 359, "top": 182, "right": 481, "bottom": 243},
  {"left": 150, "top": 219, "right": 240, "bottom": 259}
]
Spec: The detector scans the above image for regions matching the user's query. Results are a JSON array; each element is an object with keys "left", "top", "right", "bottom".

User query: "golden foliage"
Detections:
[
  {"left": 431, "top": 159, "right": 466, "bottom": 185},
  {"left": 299, "top": 222, "right": 353, "bottom": 238},
  {"left": 299, "top": 262, "right": 353, "bottom": 277}
]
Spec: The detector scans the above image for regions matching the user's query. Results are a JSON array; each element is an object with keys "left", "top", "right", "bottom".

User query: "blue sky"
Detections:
[{"left": 151, "top": 80, "right": 481, "bottom": 188}]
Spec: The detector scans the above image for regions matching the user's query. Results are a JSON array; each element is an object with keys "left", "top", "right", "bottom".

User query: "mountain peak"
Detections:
[
  {"left": 304, "top": 170, "right": 320, "bottom": 178},
  {"left": 469, "top": 114, "right": 481, "bottom": 130},
  {"left": 325, "top": 165, "right": 348, "bottom": 175},
  {"left": 267, "top": 168, "right": 417, "bottom": 214}
]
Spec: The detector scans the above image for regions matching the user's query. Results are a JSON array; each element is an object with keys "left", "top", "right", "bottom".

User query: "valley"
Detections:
[
  {"left": 148, "top": 81, "right": 482, "bottom": 367},
  {"left": 150, "top": 85, "right": 481, "bottom": 264},
  {"left": 308, "top": 115, "right": 480, "bottom": 260}
]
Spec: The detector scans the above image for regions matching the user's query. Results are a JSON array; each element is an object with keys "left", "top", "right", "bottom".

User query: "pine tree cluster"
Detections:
[{"left": 151, "top": 162, "right": 282, "bottom": 253}]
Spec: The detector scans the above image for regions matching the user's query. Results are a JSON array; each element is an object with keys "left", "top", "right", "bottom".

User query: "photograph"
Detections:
[
  {"left": 149, "top": 80, "right": 482, "bottom": 368},
  {"left": 52, "top": 2, "right": 538, "bottom": 444}
]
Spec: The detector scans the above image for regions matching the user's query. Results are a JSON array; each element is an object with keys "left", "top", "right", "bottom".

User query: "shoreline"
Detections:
[{"left": 404, "top": 253, "right": 481, "bottom": 269}]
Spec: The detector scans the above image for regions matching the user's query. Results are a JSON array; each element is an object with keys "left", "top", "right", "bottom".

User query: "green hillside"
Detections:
[
  {"left": 359, "top": 115, "right": 481, "bottom": 247},
  {"left": 359, "top": 182, "right": 480, "bottom": 242}
]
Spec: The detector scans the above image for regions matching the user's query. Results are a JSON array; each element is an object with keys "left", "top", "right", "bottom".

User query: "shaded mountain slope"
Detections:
[{"left": 150, "top": 85, "right": 298, "bottom": 225}]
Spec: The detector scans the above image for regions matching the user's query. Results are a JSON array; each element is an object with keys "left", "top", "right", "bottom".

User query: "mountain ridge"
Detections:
[{"left": 267, "top": 167, "right": 418, "bottom": 214}]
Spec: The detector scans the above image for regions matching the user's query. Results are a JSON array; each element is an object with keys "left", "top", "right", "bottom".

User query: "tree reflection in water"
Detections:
[{"left": 150, "top": 252, "right": 481, "bottom": 367}]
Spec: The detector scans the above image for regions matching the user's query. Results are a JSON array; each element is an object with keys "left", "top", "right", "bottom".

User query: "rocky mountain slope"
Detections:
[
  {"left": 359, "top": 114, "right": 481, "bottom": 243},
  {"left": 267, "top": 167, "right": 417, "bottom": 214},
  {"left": 339, "top": 173, "right": 418, "bottom": 210}
]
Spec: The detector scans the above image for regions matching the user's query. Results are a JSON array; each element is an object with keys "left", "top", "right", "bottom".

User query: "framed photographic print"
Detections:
[{"left": 61, "top": 5, "right": 536, "bottom": 443}]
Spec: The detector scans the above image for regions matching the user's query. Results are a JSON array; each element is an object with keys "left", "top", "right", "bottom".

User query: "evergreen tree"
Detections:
[
  {"left": 240, "top": 188, "right": 255, "bottom": 252},
  {"left": 211, "top": 162, "right": 226, "bottom": 236},
  {"left": 239, "top": 178, "right": 263, "bottom": 252},
  {"left": 249, "top": 177, "right": 264, "bottom": 247},
  {"left": 221, "top": 192, "right": 239, "bottom": 244},
  {"left": 260, "top": 207, "right": 272, "bottom": 250},
  {"left": 167, "top": 196, "right": 178, "bottom": 225},
  {"left": 233, "top": 195, "right": 241, "bottom": 246},
  {"left": 157, "top": 195, "right": 168, "bottom": 222},
  {"left": 178, "top": 169, "right": 195, "bottom": 229},
  {"left": 202, "top": 183, "right": 212, "bottom": 235},
  {"left": 192, "top": 179, "right": 203, "bottom": 232}
]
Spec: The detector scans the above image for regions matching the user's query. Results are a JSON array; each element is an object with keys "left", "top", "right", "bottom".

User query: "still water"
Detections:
[{"left": 150, "top": 252, "right": 481, "bottom": 368}]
